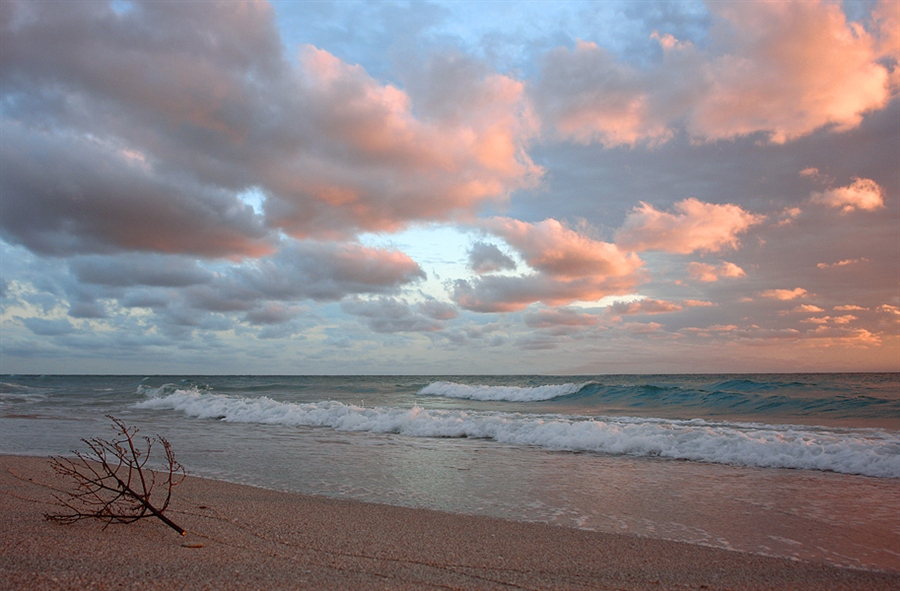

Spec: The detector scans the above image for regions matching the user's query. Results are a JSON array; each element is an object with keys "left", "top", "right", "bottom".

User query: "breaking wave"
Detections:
[
  {"left": 136, "top": 386, "right": 900, "bottom": 478},
  {"left": 417, "top": 381, "right": 590, "bottom": 401}
]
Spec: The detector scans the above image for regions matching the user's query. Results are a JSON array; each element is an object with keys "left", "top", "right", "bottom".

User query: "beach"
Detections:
[{"left": 2, "top": 455, "right": 898, "bottom": 591}]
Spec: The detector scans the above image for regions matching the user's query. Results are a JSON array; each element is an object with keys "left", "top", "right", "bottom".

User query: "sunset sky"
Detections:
[{"left": 1, "top": 0, "right": 898, "bottom": 374}]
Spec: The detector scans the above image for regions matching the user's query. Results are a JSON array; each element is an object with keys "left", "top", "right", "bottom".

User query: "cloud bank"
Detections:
[{"left": 1, "top": 0, "right": 896, "bottom": 373}]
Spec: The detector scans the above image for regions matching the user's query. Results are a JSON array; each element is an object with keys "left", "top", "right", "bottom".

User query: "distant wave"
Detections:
[
  {"left": 417, "top": 381, "right": 590, "bottom": 402},
  {"left": 0, "top": 382, "right": 51, "bottom": 405},
  {"left": 136, "top": 387, "right": 900, "bottom": 478},
  {"left": 417, "top": 379, "right": 900, "bottom": 419}
]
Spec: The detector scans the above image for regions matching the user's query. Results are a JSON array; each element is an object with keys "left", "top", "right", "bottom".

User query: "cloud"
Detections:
[
  {"left": 267, "top": 46, "right": 542, "bottom": 237},
  {"left": 817, "top": 258, "right": 868, "bottom": 269},
  {"left": 810, "top": 178, "right": 885, "bottom": 212},
  {"left": 532, "top": 40, "right": 669, "bottom": 146},
  {"left": 453, "top": 273, "right": 639, "bottom": 313},
  {"left": 229, "top": 241, "right": 426, "bottom": 303},
  {"left": 802, "top": 315, "right": 858, "bottom": 326},
  {"left": 453, "top": 218, "right": 643, "bottom": 312},
  {"left": 609, "top": 299, "right": 683, "bottom": 315},
  {"left": 792, "top": 304, "right": 825, "bottom": 313},
  {"left": 615, "top": 198, "right": 762, "bottom": 254},
  {"left": 484, "top": 217, "right": 640, "bottom": 277},
  {"left": 64, "top": 241, "right": 427, "bottom": 333},
  {"left": 468, "top": 242, "right": 517, "bottom": 274},
  {"left": 872, "top": 0, "right": 900, "bottom": 92},
  {"left": 533, "top": 1, "right": 893, "bottom": 145},
  {"left": 341, "top": 297, "right": 454, "bottom": 333},
  {"left": 0, "top": 122, "right": 273, "bottom": 258},
  {"left": 417, "top": 299, "right": 460, "bottom": 321},
  {"left": 622, "top": 321, "right": 663, "bottom": 334},
  {"left": 523, "top": 307, "right": 599, "bottom": 329},
  {"left": 244, "top": 303, "right": 305, "bottom": 326},
  {"left": 835, "top": 305, "right": 867, "bottom": 312},
  {"left": 684, "top": 1, "right": 891, "bottom": 142},
  {"left": 687, "top": 261, "right": 746, "bottom": 282},
  {"left": 21, "top": 317, "right": 76, "bottom": 337},
  {"left": 71, "top": 254, "right": 213, "bottom": 288},
  {"left": 758, "top": 288, "right": 808, "bottom": 300},
  {"left": 0, "top": 0, "right": 542, "bottom": 256}
]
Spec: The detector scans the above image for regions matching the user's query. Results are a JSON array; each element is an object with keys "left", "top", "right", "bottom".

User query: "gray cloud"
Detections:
[
  {"left": 467, "top": 242, "right": 516, "bottom": 274},
  {"left": 71, "top": 254, "right": 213, "bottom": 287},
  {"left": 341, "top": 297, "right": 451, "bottom": 333},
  {"left": 21, "top": 317, "right": 76, "bottom": 336},
  {"left": 0, "top": 123, "right": 273, "bottom": 258}
]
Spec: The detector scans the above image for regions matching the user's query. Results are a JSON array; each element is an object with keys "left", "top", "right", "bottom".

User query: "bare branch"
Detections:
[{"left": 45, "top": 416, "right": 187, "bottom": 535}]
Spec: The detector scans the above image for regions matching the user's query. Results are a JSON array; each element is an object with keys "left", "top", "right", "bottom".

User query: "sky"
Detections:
[{"left": 0, "top": 0, "right": 898, "bottom": 375}]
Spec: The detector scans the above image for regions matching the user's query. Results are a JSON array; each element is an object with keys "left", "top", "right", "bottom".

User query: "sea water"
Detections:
[{"left": 1, "top": 374, "right": 898, "bottom": 571}]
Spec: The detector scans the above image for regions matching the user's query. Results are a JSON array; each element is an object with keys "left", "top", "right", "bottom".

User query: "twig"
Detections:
[{"left": 45, "top": 416, "right": 187, "bottom": 535}]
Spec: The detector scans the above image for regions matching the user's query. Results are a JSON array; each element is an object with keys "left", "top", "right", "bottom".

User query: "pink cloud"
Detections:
[
  {"left": 879, "top": 304, "right": 900, "bottom": 319},
  {"left": 454, "top": 218, "right": 644, "bottom": 312},
  {"left": 817, "top": 258, "right": 868, "bottom": 269},
  {"left": 810, "top": 178, "right": 884, "bottom": 213},
  {"left": 685, "top": 1, "right": 891, "bottom": 142},
  {"left": 622, "top": 321, "right": 664, "bottom": 335},
  {"left": 615, "top": 199, "right": 762, "bottom": 254},
  {"left": 805, "top": 326, "right": 881, "bottom": 347},
  {"left": 872, "top": 0, "right": 900, "bottom": 93},
  {"left": 793, "top": 304, "right": 825, "bottom": 313},
  {"left": 532, "top": 40, "right": 670, "bottom": 146},
  {"left": 267, "top": 46, "right": 543, "bottom": 237},
  {"left": 609, "top": 299, "right": 683, "bottom": 315},
  {"left": 758, "top": 288, "right": 808, "bottom": 300},
  {"left": 484, "top": 217, "right": 641, "bottom": 277},
  {"left": 687, "top": 261, "right": 746, "bottom": 282},
  {"left": 534, "top": 1, "right": 893, "bottom": 145},
  {"left": 453, "top": 273, "right": 641, "bottom": 313}
]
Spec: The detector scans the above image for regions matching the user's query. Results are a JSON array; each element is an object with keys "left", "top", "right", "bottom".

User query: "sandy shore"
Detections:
[{"left": 2, "top": 455, "right": 897, "bottom": 590}]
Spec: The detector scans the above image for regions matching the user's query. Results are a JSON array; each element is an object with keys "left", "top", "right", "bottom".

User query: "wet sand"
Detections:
[{"left": 2, "top": 454, "right": 897, "bottom": 590}]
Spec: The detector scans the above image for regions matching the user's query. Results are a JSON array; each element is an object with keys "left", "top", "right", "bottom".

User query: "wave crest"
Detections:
[
  {"left": 134, "top": 388, "right": 900, "bottom": 478},
  {"left": 417, "top": 381, "right": 591, "bottom": 402}
]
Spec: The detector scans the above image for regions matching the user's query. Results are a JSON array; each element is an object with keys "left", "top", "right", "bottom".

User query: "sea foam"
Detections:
[{"left": 136, "top": 386, "right": 900, "bottom": 478}]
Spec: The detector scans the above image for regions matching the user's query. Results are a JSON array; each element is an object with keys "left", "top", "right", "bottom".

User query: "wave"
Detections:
[
  {"left": 417, "top": 381, "right": 591, "bottom": 402},
  {"left": 136, "top": 387, "right": 900, "bottom": 478},
  {"left": 0, "top": 382, "right": 51, "bottom": 405},
  {"left": 417, "top": 379, "right": 900, "bottom": 420}
]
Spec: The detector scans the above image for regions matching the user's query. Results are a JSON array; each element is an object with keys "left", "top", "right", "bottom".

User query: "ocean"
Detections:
[{"left": 2, "top": 373, "right": 898, "bottom": 571}]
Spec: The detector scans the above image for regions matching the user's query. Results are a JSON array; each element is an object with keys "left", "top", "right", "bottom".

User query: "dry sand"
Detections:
[{"left": 2, "top": 454, "right": 897, "bottom": 591}]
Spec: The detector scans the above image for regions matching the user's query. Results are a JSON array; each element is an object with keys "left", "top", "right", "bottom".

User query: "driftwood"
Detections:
[{"left": 45, "top": 415, "right": 186, "bottom": 535}]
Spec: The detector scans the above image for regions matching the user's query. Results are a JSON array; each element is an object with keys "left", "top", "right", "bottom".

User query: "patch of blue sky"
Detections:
[
  {"left": 358, "top": 224, "right": 473, "bottom": 302},
  {"left": 237, "top": 188, "right": 266, "bottom": 216},
  {"left": 109, "top": 0, "right": 134, "bottom": 16},
  {"left": 270, "top": 0, "right": 711, "bottom": 81}
]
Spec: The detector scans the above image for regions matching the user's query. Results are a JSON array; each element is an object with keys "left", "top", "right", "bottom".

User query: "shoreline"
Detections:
[{"left": 2, "top": 454, "right": 898, "bottom": 590}]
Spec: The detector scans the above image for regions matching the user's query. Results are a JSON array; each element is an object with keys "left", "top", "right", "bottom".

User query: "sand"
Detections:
[{"left": 1, "top": 455, "right": 897, "bottom": 591}]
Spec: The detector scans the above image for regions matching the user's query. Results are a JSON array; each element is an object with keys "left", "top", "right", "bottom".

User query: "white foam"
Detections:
[
  {"left": 417, "top": 381, "right": 589, "bottom": 401},
  {"left": 135, "top": 388, "right": 900, "bottom": 478}
]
